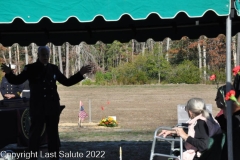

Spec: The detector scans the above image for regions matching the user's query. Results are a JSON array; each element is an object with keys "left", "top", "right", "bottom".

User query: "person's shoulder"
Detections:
[
  {"left": 24, "top": 62, "right": 40, "bottom": 70},
  {"left": 215, "top": 114, "right": 226, "bottom": 122},
  {"left": 196, "top": 119, "right": 207, "bottom": 125},
  {"left": 49, "top": 63, "right": 59, "bottom": 71},
  {"left": 1, "top": 76, "right": 7, "bottom": 83},
  {"left": 49, "top": 63, "right": 58, "bottom": 68}
]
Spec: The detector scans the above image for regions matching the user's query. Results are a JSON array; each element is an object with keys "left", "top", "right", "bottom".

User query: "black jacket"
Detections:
[
  {"left": 0, "top": 76, "right": 24, "bottom": 99},
  {"left": 5, "top": 60, "right": 84, "bottom": 116},
  {"left": 216, "top": 110, "right": 240, "bottom": 160}
]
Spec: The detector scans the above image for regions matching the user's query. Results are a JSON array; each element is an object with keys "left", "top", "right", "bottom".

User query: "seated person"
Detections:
[
  {"left": 159, "top": 98, "right": 221, "bottom": 160},
  {"left": 215, "top": 85, "right": 240, "bottom": 160},
  {"left": 0, "top": 64, "right": 25, "bottom": 99}
]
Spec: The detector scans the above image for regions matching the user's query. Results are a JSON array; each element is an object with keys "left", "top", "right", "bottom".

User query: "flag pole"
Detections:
[{"left": 226, "top": 10, "right": 233, "bottom": 160}]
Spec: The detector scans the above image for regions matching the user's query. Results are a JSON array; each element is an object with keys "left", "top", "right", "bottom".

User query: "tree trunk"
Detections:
[
  {"left": 101, "top": 44, "right": 105, "bottom": 70},
  {"left": 65, "top": 43, "right": 69, "bottom": 78},
  {"left": 79, "top": 43, "right": 83, "bottom": 70},
  {"left": 8, "top": 47, "right": 12, "bottom": 64},
  {"left": 58, "top": 46, "right": 63, "bottom": 73},
  {"left": 158, "top": 41, "right": 162, "bottom": 84},
  {"left": 32, "top": 43, "right": 37, "bottom": 62},
  {"left": 25, "top": 46, "right": 28, "bottom": 64},
  {"left": 151, "top": 39, "right": 154, "bottom": 54},
  {"left": 141, "top": 42, "right": 145, "bottom": 56},
  {"left": 232, "top": 36, "right": 237, "bottom": 67},
  {"left": 203, "top": 45, "right": 207, "bottom": 82},
  {"left": 2, "top": 50, "right": 7, "bottom": 64},
  {"left": 132, "top": 40, "right": 134, "bottom": 61},
  {"left": 52, "top": 45, "right": 56, "bottom": 64},
  {"left": 166, "top": 38, "right": 170, "bottom": 61},
  {"left": 16, "top": 44, "right": 20, "bottom": 74},
  {"left": 198, "top": 42, "right": 202, "bottom": 79},
  {"left": 75, "top": 45, "right": 80, "bottom": 71},
  {"left": 237, "top": 33, "right": 240, "bottom": 66},
  {"left": 14, "top": 46, "right": 17, "bottom": 66}
]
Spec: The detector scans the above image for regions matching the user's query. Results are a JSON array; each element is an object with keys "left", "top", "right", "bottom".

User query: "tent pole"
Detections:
[{"left": 226, "top": 14, "right": 233, "bottom": 160}]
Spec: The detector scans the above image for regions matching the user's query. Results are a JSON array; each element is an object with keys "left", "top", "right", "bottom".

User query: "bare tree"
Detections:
[
  {"left": 32, "top": 43, "right": 37, "bottom": 62},
  {"left": 58, "top": 46, "right": 63, "bottom": 73},
  {"left": 16, "top": 44, "right": 20, "bottom": 73},
  {"left": 132, "top": 39, "right": 134, "bottom": 60},
  {"left": 1, "top": 50, "right": 7, "bottom": 64},
  {"left": 166, "top": 38, "right": 170, "bottom": 61},
  {"left": 25, "top": 46, "right": 29, "bottom": 64},
  {"left": 13, "top": 44, "right": 17, "bottom": 65},
  {"left": 8, "top": 47, "right": 12, "bottom": 64},
  {"left": 198, "top": 42, "right": 202, "bottom": 79},
  {"left": 232, "top": 36, "right": 237, "bottom": 67},
  {"left": 52, "top": 45, "right": 56, "bottom": 65},
  {"left": 65, "top": 43, "right": 69, "bottom": 78},
  {"left": 141, "top": 42, "right": 145, "bottom": 56},
  {"left": 237, "top": 33, "right": 240, "bottom": 66},
  {"left": 203, "top": 42, "right": 207, "bottom": 82}
]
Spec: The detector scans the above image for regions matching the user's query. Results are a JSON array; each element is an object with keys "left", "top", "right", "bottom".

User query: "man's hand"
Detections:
[
  {"left": 4, "top": 94, "right": 16, "bottom": 99},
  {"left": 79, "top": 65, "right": 92, "bottom": 76},
  {"left": 1, "top": 64, "right": 11, "bottom": 74}
]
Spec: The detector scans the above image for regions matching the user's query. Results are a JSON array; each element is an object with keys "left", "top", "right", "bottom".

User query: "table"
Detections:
[{"left": 0, "top": 99, "right": 65, "bottom": 149}]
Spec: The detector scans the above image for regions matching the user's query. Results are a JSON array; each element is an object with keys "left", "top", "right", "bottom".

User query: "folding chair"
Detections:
[{"left": 177, "top": 104, "right": 212, "bottom": 124}]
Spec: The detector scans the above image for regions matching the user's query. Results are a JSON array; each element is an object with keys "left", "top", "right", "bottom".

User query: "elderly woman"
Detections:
[{"left": 159, "top": 98, "right": 221, "bottom": 160}]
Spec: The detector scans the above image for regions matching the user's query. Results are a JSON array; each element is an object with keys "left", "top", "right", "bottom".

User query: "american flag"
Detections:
[{"left": 79, "top": 101, "right": 88, "bottom": 121}]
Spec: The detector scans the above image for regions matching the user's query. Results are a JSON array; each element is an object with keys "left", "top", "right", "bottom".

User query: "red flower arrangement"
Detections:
[
  {"left": 209, "top": 74, "right": 219, "bottom": 89},
  {"left": 225, "top": 90, "right": 240, "bottom": 105},
  {"left": 232, "top": 66, "right": 240, "bottom": 76}
]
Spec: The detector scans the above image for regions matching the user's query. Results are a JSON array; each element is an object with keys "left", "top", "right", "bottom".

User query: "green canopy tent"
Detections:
[
  {"left": 0, "top": 0, "right": 239, "bottom": 159},
  {"left": 0, "top": 0, "right": 239, "bottom": 46}
]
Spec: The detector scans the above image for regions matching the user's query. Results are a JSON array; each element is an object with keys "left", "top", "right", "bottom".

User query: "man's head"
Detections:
[
  {"left": 215, "top": 85, "right": 227, "bottom": 109},
  {"left": 216, "top": 85, "right": 240, "bottom": 114},
  {"left": 38, "top": 46, "right": 50, "bottom": 64}
]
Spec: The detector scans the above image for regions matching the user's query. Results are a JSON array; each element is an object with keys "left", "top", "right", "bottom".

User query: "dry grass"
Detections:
[
  {"left": 2, "top": 84, "right": 221, "bottom": 160},
  {"left": 58, "top": 84, "right": 220, "bottom": 138}
]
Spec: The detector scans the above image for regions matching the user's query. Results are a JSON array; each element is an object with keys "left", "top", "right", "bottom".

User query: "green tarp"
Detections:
[
  {"left": 235, "top": 0, "right": 240, "bottom": 16},
  {"left": 0, "top": 0, "right": 230, "bottom": 23}
]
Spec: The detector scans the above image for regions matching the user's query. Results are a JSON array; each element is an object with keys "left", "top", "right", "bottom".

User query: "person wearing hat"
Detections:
[
  {"left": 215, "top": 85, "right": 240, "bottom": 160},
  {"left": 1, "top": 46, "right": 92, "bottom": 160},
  {"left": 0, "top": 64, "right": 24, "bottom": 99}
]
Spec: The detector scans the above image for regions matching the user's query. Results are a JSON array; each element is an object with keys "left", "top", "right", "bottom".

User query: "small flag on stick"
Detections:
[{"left": 78, "top": 101, "right": 88, "bottom": 127}]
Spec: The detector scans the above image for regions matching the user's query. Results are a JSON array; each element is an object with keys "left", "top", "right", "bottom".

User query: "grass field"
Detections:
[
  {"left": 2, "top": 84, "right": 222, "bottom": 160},
  {"left": 57, "top": 84, "right": 220, "bottom": 140}
]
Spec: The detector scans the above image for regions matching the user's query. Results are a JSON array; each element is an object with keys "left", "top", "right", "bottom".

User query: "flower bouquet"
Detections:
[
  {"left": 225, "top": 90, "right": 240, "bottom": 105},
  {"left": 98, "top": 117, "right": 118, "bottom": 127},
  {"left": 232, "top": 66, "right": 240, "bottom": 76}
]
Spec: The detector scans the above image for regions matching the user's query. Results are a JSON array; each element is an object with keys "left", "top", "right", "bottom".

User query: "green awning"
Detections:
[
  {"left": 0, "top": 0, "right": 239, "bottom": 46},
  {"left": 235, "top": 0, "right": 240, "bottom": 16},
  {"left": 0, "top": 0, "right": 230, "bottom": 23}
]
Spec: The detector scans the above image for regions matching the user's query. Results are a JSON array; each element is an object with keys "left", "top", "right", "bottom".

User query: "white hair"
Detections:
[{"left": 185, "top": 98, "right": 210, "bottom": 119}]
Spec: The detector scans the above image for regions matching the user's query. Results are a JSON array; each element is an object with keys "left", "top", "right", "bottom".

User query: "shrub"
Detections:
[
  {"left": 82, "top": 79, "right": 92, "bottom": 85},
  {"left": 166, "top": 60, "right": 200, "bottom": 84}
]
